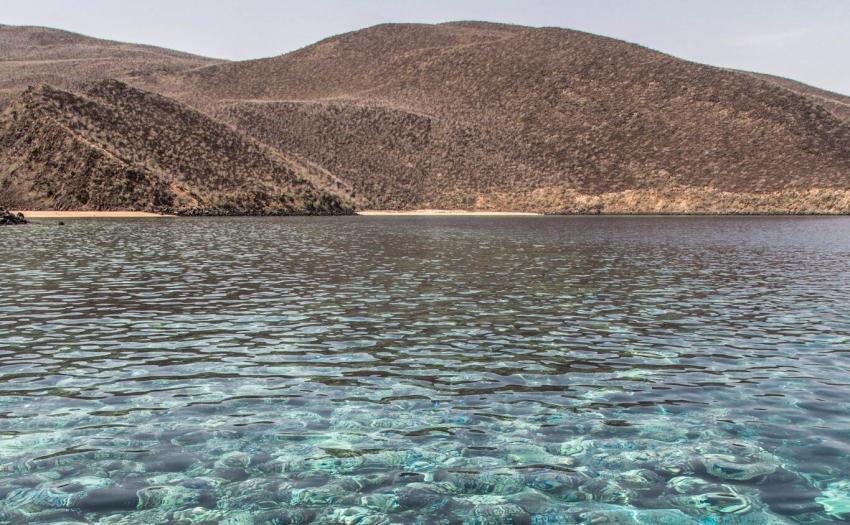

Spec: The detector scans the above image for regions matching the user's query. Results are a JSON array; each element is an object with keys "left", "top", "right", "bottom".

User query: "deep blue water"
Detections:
[{"left": 1, "top": 216, "right": 849, "bottom": 524}]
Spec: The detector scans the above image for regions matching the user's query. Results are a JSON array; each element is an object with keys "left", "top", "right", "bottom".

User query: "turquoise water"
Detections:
[{"left": 1, "top": 216, "right": 849, "bottom": 525}]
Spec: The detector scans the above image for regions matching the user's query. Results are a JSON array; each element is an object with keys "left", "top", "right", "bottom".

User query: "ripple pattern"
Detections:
[{"left": 1, "top": 216, "right": 849, "bottom": 524}]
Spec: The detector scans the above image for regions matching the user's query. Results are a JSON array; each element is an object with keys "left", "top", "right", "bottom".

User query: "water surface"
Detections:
[{"left": 1, "top": 216, "right": 849, "bottom": 524}]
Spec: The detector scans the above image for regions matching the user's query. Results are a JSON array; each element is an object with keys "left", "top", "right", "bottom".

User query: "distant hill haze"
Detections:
[
  {"left": 2, "top": 22, "right": 849, "bottom": 214},
  {"left": 0, "top": 24, "right": 219, "bottom": 105}
]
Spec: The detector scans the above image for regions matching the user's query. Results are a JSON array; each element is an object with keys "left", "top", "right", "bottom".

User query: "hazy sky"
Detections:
[{"left": 2, "top": 0, "right": 849, "bottom": 95}]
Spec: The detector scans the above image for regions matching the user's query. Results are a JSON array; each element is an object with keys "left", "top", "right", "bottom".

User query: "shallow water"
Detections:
[{"left": 1, "top": 216, "right": 850, "bottom": 525}]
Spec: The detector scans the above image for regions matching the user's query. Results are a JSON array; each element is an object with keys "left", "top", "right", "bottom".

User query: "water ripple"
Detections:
[{"left": 1, "top": 217, "right": 849, "bottom": 524}]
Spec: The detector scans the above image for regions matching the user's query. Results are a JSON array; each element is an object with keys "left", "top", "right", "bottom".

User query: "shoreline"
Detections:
[
  {"left": 12, "top": 210, "right": 173, "bottom": 218},
  {"left": 357, "top": 209, "right": 540, "bottom": 216},
  {"left": 9, "top": 210, "right": 850, "bottom": 219}
]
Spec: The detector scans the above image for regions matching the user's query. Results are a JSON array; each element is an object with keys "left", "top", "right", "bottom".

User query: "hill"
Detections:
[
  {"left": 1, "top": 21, "right": 849, "bottom": 214},
  {"left": 746, "top": 72, "right": 850, "bottom": 123},
  {"left": 0, "top": 24, "right": 220, "bottom": 107},
  {"left": 0, "top": 80, "right": 352, "bottom": 215},
  {"left": 158, "top": 22, "right": 850, "bottom": 213}
]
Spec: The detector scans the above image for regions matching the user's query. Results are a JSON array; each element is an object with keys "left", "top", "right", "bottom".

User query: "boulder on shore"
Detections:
[{"left": 0, "top": 208, "right": 27, "bottom": 225}]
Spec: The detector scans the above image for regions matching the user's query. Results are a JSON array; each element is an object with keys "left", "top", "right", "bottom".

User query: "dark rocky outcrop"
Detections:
[{"left": 0, "top": 207, "right": 26, "bottom": 225}]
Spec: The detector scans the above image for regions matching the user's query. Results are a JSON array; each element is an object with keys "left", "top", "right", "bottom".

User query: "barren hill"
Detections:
[
  {"left": 0, "top": 24, "right": 220, "bottom": 107},
  {"left": 746, "top": 72, "right": 850, "bottom": 123},
  {"left": 161, "top": 22, "right": 850, "bottom": 213},
  {"left": 2, "top": 21, "right": 850, "bottom": 213},
  {"left": 0, "top": 80, "right": 351, "bottom": 215}
]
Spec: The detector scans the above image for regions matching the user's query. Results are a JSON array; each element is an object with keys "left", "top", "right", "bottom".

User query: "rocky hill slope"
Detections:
[
  {"left": 0, "top": 24, "right": 220, "bottom": 107},
  {"left": 161, "top": 22, "right": 850, "bottom": 213},
  {"left": 2, "top": 21, "right": 849, "bottom": 214},
  {"left": 0, "top": 80, "right": 351, "bottom": 214}
]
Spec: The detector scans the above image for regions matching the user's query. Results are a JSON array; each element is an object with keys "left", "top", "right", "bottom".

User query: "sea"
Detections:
[{"left": 1, "top": 216, "right": 849, "bottom": 524}]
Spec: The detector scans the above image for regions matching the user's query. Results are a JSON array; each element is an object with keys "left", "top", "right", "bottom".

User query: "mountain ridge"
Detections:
[
  {"left": 1, "top": 22, "right": 849, "bottom": 214},
  {"left": 155, "top": 22, "right": 850, "bottom": 212},
  {"left": 0, "top": 23, "right": 222, "bottom": 60},
  {"left": 0, "top": 24, "right": 221, "bottom": 108}
]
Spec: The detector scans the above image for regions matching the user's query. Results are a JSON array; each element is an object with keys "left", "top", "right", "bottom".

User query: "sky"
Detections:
[{"left": 2, "top": 0, "right": 849, "bottom": 95}]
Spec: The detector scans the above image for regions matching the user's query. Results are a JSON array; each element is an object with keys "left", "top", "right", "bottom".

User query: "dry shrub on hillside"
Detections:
[{"left": 0, "top": 82, "right": 352, "bottom": 214}]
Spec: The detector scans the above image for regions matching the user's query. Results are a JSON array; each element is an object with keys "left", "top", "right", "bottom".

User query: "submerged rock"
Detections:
[
  {"left": 504, "top": 443, "right": 565, "bottom": 466},
  {"left": 468, "top": 503, "right": 532, "bottom": 525},
  {"left": 360, "top": 492, "right": 400, "bottom": 513},
  {"left": 281, "top": 454, "right": 365, "bottom": 475},
  {"left": 574, "top": 506, "right": 702, "bottom": 524},
  {"left": 702, "top": 453, "right": 777, "bottom": 481},
  {"left": 327, "top": 506, "right": 390, "bottom": 525},
  {"left": 393, "top": 482, "right": 454, "bottom": 512},
  {"left": 255, "top": 508, "right": 317, "bottom": 524},
  {"left": 75, "top": 487, "right": 140, "bottom": 512},
  {"left": 136, "top": 485, "right": 203, "bottom": 510},
  {"left": 617, "top": 468, "right": 664, "bottom": 496},
  {"left": 433, "top": 468, "right": 525, "bottom": 495},
  {"left": 289, "top": 484, "right": 358, "bottom": 507},
  {"left": 4, "top": 476, "right": 112, "bottom": 511},
  {"left": 217, "top": 451, "right": 253, "bottom": 469},
  {"left": 670, "top": 484, "right": 760, "bottom": 516},
  {"left": 579, "top": 479, "right": 632, "bottom": 504},
  {"left": 666, "top": 476, "right": 712, "bottom": 495},
  {"left": 525, "top": 471, "right": 586, "bottom": 501},
  {"left": 816, "top": 480, "right": 850, "bottom": 519},
  {"left": 144, "top": 452, "right": 201, "bottom": 473},
  {"left": 558, "top": 437, "right": 595, "bottom": 457}
]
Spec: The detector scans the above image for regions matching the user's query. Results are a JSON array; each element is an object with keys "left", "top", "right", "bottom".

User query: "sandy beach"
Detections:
[
  {"left": 13, "top": 210, "right": 172, "bottom": 218},
  {"left": 358, "top": 209, "right": 540, "bottom": 216},
  {"left": 13, "top": 210, "right": 540, "bottom": 218}
]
